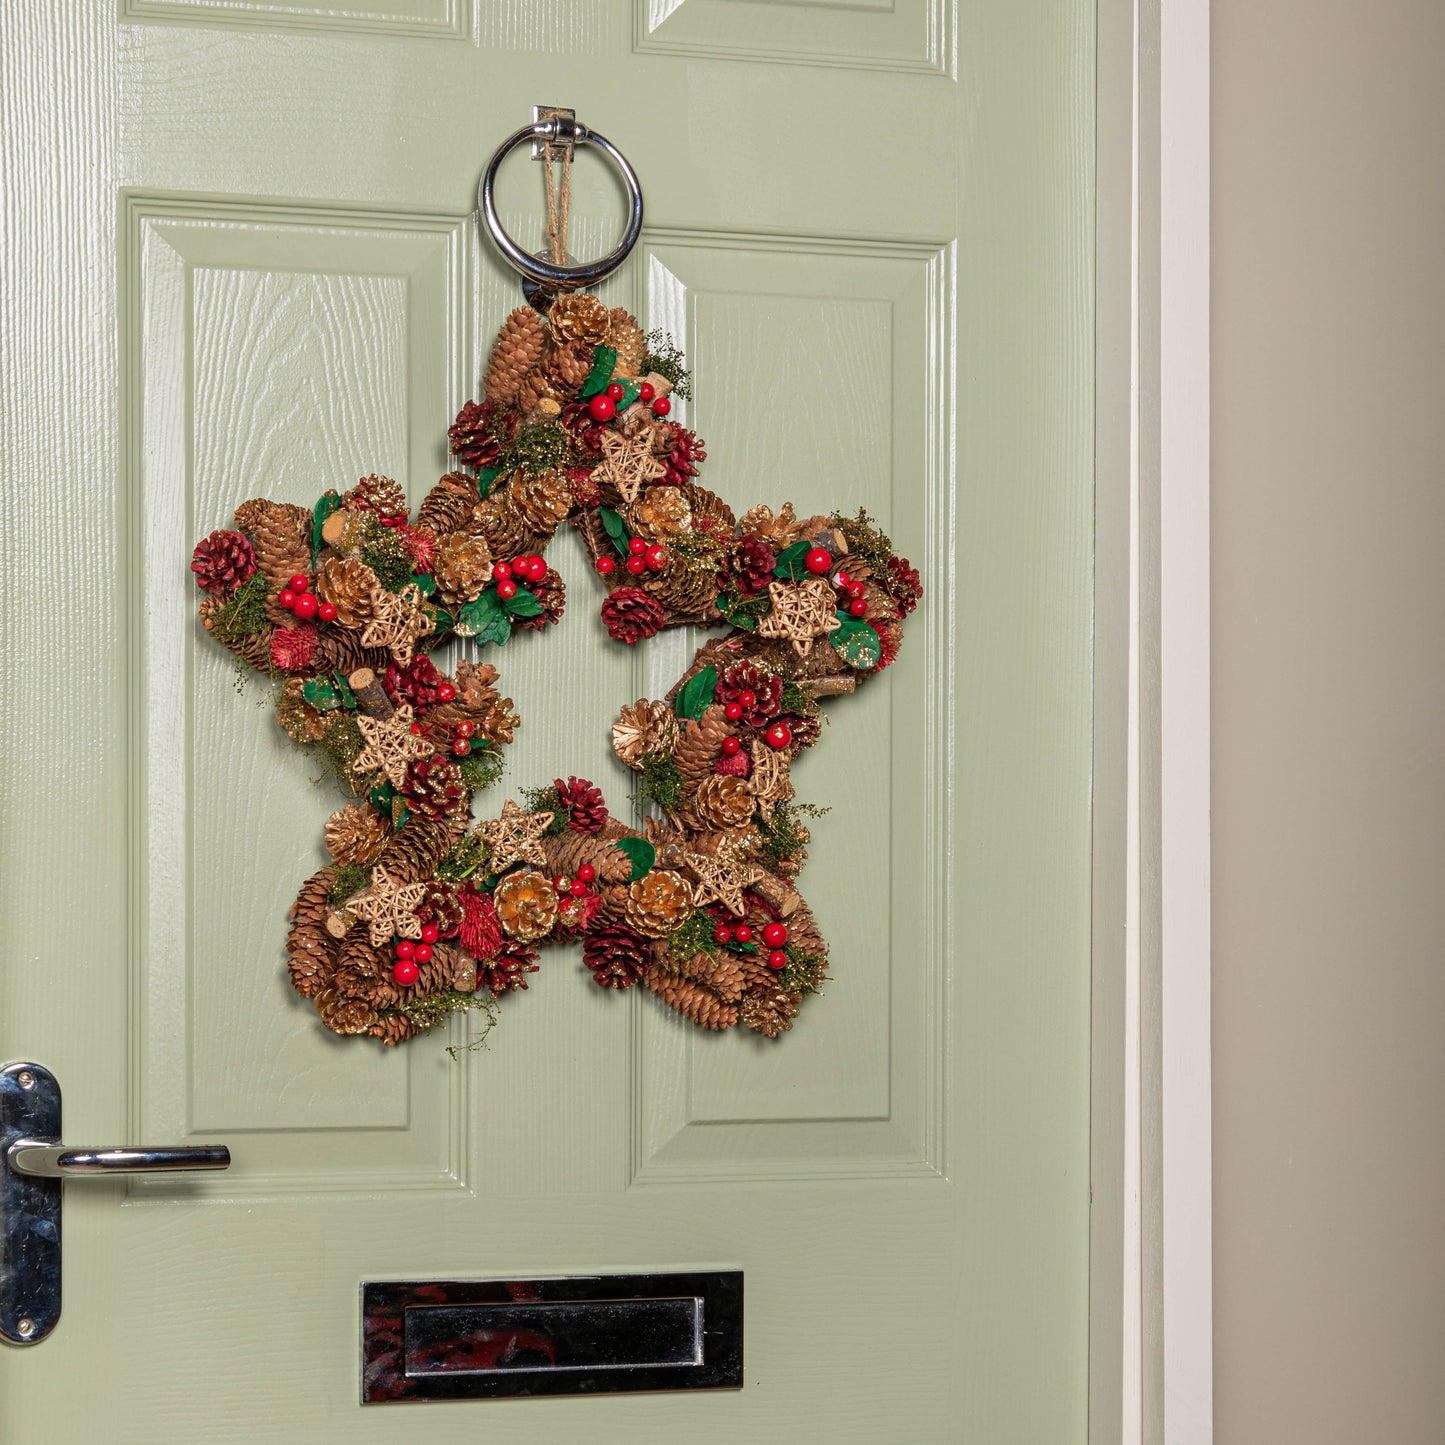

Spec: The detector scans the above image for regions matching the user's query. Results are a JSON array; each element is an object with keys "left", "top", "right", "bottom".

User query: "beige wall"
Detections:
[{"left": 1212, "top": 2, "right": 1445, "bottom": 1440}]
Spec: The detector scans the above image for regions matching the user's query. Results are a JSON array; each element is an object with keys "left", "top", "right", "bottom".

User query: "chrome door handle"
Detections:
[
  {"left": 7, "top": 1142, "right": 230, "bottom": 1177},
  {"left": 1, "top": 1060, "right": 232, "bottom": 1345}
]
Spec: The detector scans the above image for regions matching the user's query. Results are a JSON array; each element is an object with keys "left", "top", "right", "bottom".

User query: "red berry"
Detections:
[
  {"left": 638, "top": 382, "right": 655, "bottom": 402},
  {"left": 712, "top": 925, "right": 732, "bottom": 945},
  {"left": 588, "top": 394, "right": 617, "bottom": 422},
  {"left": 652, "top": 396, "right": 671, "bottom": 417},
  {"left": 724, "top": 702, "right": 743, "bottom": 722},
  {"left": 721, "top": 736, "right": 742, "bottom": 756},
  {"left": 526, "top": 557, "right": 547, "bottom": 581},
  {"left": 288, "top": 573, "right": 309, "bottom": 593},
  {"left": 645, "top": 544, "right": 668, "bottom": 571},
  {"left": 848, "top": 597, "right": 868, "bottom": 617},
  {"left": 493, "top": 562, "right": 512, "bottom": 581},
  {"left": 456, "top": 720, "right": 475, "bottom": 737},
  {"left": 392, "top": 959, "right": 419, "bottom": 986},
  {"left": 292, "top": 592, "right": 318, "bottom": 619},
  {"left": 762, "top": 921, "right": 789, "bottom": 947},
  {"left": 497, "top": 579, "right": 517, "bottom": 599},
  {"left": 451, "top": 738, "right": 471, "bottom": 757},
  {"left": 411, "top": 722, "right": 423, "bottom": 735},
  {"left": 765, "top": 723, "right": 793, "bottom": 750},
  {"left": 628, "top": 536, "right": 647, "bottom": 555},
  {"left": 318, "top": 601, "right": 338, "bottom": 622},
  {"left": 395, "top": 939, "right": 416, "bottom": 960},
  {"left": 738, "top": 690, "right": 756, "bottom": 709},
  {"left": 436, "top": 682, "right": 456, "bottom": 702},
  {"left": 733, "top": 924, "right": 753, "bottom": 944},
  {"left": 569, "top": 880, "right": 588, "bottom": 898},
  {"left": 625, "top": 555, "right": 647, "bottom": 575},
  {"left": 577, "top": 864, "right": 596, "bottom": 883},
  {"left": 421, "top": 924, "right": 440, "bottom": 945},
  {"left": 804, "top": 547, "right": 833, "bottom": 575},
  {"left": 767, "top": 950, "right": 788, "bottom": 971},
  {"left": 847, "top": 580, "right": 866, "bottom": 599},
  {"left": 836, "top": 572, "right": 851, "bottom": 588},
  {"left": 605, "top": 381, "right": 625, "bottom": 401},
  {"left": 414, "top": 943, "right": 432, "bottom": 964},
  {"left": 596, "top": 555, "right": 616, "bottom": 575},
  {"left": 278, "top": 588, "right": 297, "bottom": 610},
  {"left": 555, "top": 876, "right": 571, "bottom": 894}
]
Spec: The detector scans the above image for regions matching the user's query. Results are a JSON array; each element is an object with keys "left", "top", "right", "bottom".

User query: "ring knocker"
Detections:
[{"left": 479, "top": 112, "right": 644, "bottom": 309}]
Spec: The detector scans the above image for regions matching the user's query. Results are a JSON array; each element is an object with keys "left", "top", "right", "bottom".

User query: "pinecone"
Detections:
[
  {"left": 479, "top": 945, "right": 540, "bottom": 995},
  {"left": 514, "top": 368, "right": 570, "bottom": 414},
  {"left": 559, "top": 399, "right": 606, "bottom": 463},
  {"left": 546, "top": 293, "right": 611, "bottom": 348},
  {"left": 690, "top": 774, "right": 755, "bottom": 831},
  {"left": 252, "top": 502, "right": 312, "bottom": 589},
  {"left": 540, "top": 830, "right": 633, "bottom": 887},
  {"left": 472, "top": 496, "right": 530, "bottom": 560},
  {"left": 493, "top": 869, "right": 558, "bottom": 942},
  {"left": 505, "top": 468, "right": 572, "bottom": 534},
  {"left": 717, "top": 660, "right": 783, "bottom": 726},
  {"left": 191, "top": 529, "right": 257, "bottom": 596},
  {"left": 287, "top": 868, "right": 339, "bottom": 998},
  {"left": 625, "top": 869, "right": 695, "bottom": 937},
  {"left": 884, "top": 554, "right": 924, "bottom": 615},
  {"left": 416, "top": 471, "right": 481, "bottom": 536},
  {"left": 383, "top": 654, "right": 444, "bottom": 712},
  {"left": 325, "top": 803, "right": 389, "bottom": 867},
  {"left": 673, "top": 705, "right": 732, "bottom": 787},
  {"left": 512, "top": 566, "right": 565, "bottom": 633},
  {"left": 678, "top": 482, "right": 733, "bottom": 537},
  {"left": 656, "top": 425, "right": 708, "bottom": 487},
  {"left": 400, "top": 754, "right": 466, "bottom": 822},
  {"left": 554, "top": 776, "right": 607, "bottom": 834},
  {"left": 204, "top": 614, "right": 273, "bottom": 671},
  {"left": 740, "top": 984, "right": 803, "bottom": 1039},
  {"left": 453, "top": 657, "right": 503, "bottom": 708},
  {"left": 370, "top": 1013, "right": 423, "bottom": 1046},
  {"left": 484, "top": 307, "right": 545, "bottom": 404},
  {"left": 629, "top": 486, "right": 692, "bottom": 540},
  {"left": 545, "top": 341, "right": 593, "bottom": 390},
  {"left": 314, "top": 557, "right": 379, "bottom": 629},
  {"left": 314, "top": 986, "right": 378, "bottom": 1036},
  {"left": 315, "top": 631, "right": 393, "bottom": 678},
  {"left": 416, "top": 880, "right": 463, "bottom": 938},
  {"left": 609, "top": 308, "right": 647, "bottom": 377},
  {"left": 612, "top": 700, "right": 679, "bottom": 768},
  {"left": 374, "top": 815, "right": 454, "bottom": 882},
  {"left": 347, "top": 473, "right": 408, "bottom": 521},
  {"left": 718, "top": 533, "right": 776, "bottom": 599},
  {"left": 233, "top": 498, "right": 270, "bottom": 533},
  {"left": 449, "top": 398, "right": 514, "bottom": 470},
  {"left": 647, "top": 972, "right": 738, "bottom": 1031},
  {"left": 659, "top": 947, "right": 747, "bottom": 1003},
  {"left": 275, "top": 677, "right": 329, "bottom": 744},
  {"left": 582, "top": 923, "right": 651, "bottom": 988},
  {"left": 646, "top": 558, "right": 720, "bottom": 619},
  {"left": 601, "top": 587, "right": 665, "bottom": 645},
  {"left": 472, "top": 695, "right": 521, "bottom": 746},
  {"left": 459, "top": 886, "right": 503, "bottom": 958},
  {"left": 738, "top": 503, "right": 810, "bottom": 550},
  {"left": 270, "top": 623, "right": 319, "bottom": 673},
  {"left": 432, "top": 531, "right": 494, "bottom": 605}
]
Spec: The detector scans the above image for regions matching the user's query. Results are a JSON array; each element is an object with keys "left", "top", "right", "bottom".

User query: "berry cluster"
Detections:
[
  {"left": 278, "top": 573, "right": 338, "bottom": 623},
  {"left": 586, "top": 379, "right": 670, "bottom": 424},
  {"left": 391, "top": 923, "right": 441, "bottom": 985}
]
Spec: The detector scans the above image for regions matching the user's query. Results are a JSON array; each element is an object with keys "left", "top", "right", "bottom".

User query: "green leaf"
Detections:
[
  {"left": 830, "top": 614, "right": 882, "bottom": 670},
  {"left": 674, "top": 665, "right": 718, "bottom": 722},
  {"left": 412, "top": 571, "right": 436, "bottom": 597},
  {"left": 614, "top": 836, "right": 656, "bottom": 883},
  {"left": 613, "top": 379, "right": 643, "bottom": 410},
  {"left": 476, "top": 466, "right": 501, "bottom": 498},
  {"left": 599, "top": 506, "right": 631, "bottom": 558},
  {"left": 302, "top": 670, "right": 357, "bottom": 712},
  {"left": 503, "top": 586, "right": 545, "bottom": 618},
  {"left": 311, "top": 492, "right": 342, "bottom": 564},
  {"left": 369, "top": 782, "right": 395, "bottom": 814},
  {"left": 773, "top": 540, "right": 813, "bottom": 581},
  {"left": 456, "top": 590, "right": 503, "bottom": 638},
  {"left": 579, "top": 345, "right": 618, "bottom": 399},
  {"left": 430, "top": 607, "right": 454, "bottom": 638}
]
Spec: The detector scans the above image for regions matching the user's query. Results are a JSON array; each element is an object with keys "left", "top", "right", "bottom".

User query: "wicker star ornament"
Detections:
[
  {"left": 352, "top": 704, "right": 431, "bottom": 788},
  {"left": 478, "top": 798, "right": 555, "bottom": 872},
  {"left": 682, "top": 846, "right": 764, "bottom": 918},
  {"left": 755, "top": 577, "right": 844, "bottom": 657},
  {"left": 361, "top": 582, "right": 435, "bottom": 666},
  {"left": 596, "top": 414, "right": 667, "bottom": 504},
  {"left": 349, "top": 865, "right": 427, "bottom": 947}
]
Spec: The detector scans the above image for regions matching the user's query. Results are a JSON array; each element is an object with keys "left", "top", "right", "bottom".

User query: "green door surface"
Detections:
[{"left": 0, "top": 2, "right": 1095, "bottom": 1440}]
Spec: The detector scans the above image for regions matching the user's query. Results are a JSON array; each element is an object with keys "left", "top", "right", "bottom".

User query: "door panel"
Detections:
[{"left": 0, "top": 1, "right": 1095, "bottom": 1439}]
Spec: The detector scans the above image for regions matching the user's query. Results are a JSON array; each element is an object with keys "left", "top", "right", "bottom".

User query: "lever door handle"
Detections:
[
  {"left": 8, "top": 1142, "right": 231, "bottom": 1178},
  {"left": 2, "top": 1060, "right": 233, "bottom": 1345}
]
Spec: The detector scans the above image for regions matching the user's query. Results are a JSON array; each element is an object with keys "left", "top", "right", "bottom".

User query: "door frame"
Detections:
[{"left": 1093, "top": 1, "right": 1212, "bottom": 1441}]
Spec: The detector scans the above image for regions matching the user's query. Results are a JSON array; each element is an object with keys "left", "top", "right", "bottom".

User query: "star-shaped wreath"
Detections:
[
  {"left": 596, "top": 414, "right": 667, "bottom": 504},
  {"left": 477, "top": 798, "right": 555, "bottom": 873},
  {"left": 756, "top": 577, "right": 845, "bottom": 657},
  {"left": 361, "top": 582, "right": 435, "bottom": 667},
  {"left": 351, "top": 703, "right": 431, "bottom": 788},
  {"left": 349, "top": 865, "right": 426, "bottom": 947},
  {"left": 682, "top": 845, "right": 764, "bottom": 918}
]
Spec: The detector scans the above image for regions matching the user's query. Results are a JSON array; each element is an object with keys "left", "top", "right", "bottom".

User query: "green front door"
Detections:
[{"left": 0, "top": 3, "right": 1095, "bottom": 1439}]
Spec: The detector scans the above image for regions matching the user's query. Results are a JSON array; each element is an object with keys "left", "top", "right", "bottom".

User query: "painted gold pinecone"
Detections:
[
  {"left": 690, "top": 773, "right": 756, "bottom": 831},
  {"left": 314, "top": 557, "right": 380, "bottom": 629},
  {"left": 493, "top": 869, "right": 559, "bottom": 942},
  {"left": 416, "top": 472, "right": 481, "bottom": 536},
  {"left": 348, "top": 473, "right": 408, "bottom": 518},
  {"left": 251, "top": 502, "right": 312, "bottom": 589},
  {"left": 625, "top": 869, "right": 695, "bottom": 938},
  {"left": 325, "top": 802, "right": 390, "bottom": 867},
  {"left": 612, "top": 700, "right": 679, "bottom": 769},
  {"left": 314, "top": 986, "right": 378, "bottom": 1036},
  {"left": 740, "top": 984, "right": 803, "bottom": 1039},
  {"left": 609, "top": 308, "right": 647, "bottom": 378},
  {"left": 647, "top": 972, "right": 739, "bottom": 1031},
  {"left": 546, "top": 292, "right": 611, "bottom": 348},
  {"left": 483, "top": 306, "right": 545, "bottom": 404},
  {"left": 678, "top": 484, "right": 736, "bottom": 537},
  {"left": 276, "top": 677, "right": 329, "bottom": 744},
  {"left": 628, "top": 486, "right": 692, "bottom": 540},
  {"left": 673, "top": 705, "right": 732, "bottom": 787},
  {"left": 432, "top": 531, "right": 493, "bottom": 606},
  {"left": 505, "top": 467, "right": 572, "bottom": 535},
  {"left": 514, "top": 368, "right": 569, "bottom": 414}
]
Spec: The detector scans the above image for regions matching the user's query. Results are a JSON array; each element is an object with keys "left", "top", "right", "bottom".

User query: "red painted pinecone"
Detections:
[
  {"left": 350, "top": 473, "right": 408, "bottom": 521},
  {"left": 270, "top": 623, "right": 318, "bottom": 672},
  {"left": 554, "top": 775, "right": 607, "bottom": 834},
  {"left": 717, "top": 659, "right": 783, "bottom": 725},
  {"left": 458, "top": 887, "right": 503, "bottom": 959},
  {"left": 583, "top": 923, "right": 652, "bottom": 989},
  {"left": 512, "top": 567, "right": 566, "bottom": 633},
  {"left": 601, "top": 587, "right": 666, "bottom": 645},
  {"left": 400, "top": 754, "right": 466, "bottom": 821},
  {"left": 778, "top": 712, "right": 821, "bottom": 749},
  {"left": 191, "top": 529, "right": 257, "bottom": 596},
  {"left": 885, "top": 554, "right": 924, "bottom": 615},
  {"left": 560, "top": 400, "right": 606, "bottom": 463},
  {"left": 656, "top": 423, "right": 707, "bottom": 486},
  {"left": 479, "top": 945, "right": 540, "bottom": 995},
  {"left": 449, "top": 398, "right": 514, "bottom": 469},
  {"left": 717, "top": 533, "right": 776, "bottom": 599},
  {"left": 416, "top": 880, "right": 463, "bottom": 938},
  {"left": 384, "top": 655, "right": 444, "bottom": 713}
]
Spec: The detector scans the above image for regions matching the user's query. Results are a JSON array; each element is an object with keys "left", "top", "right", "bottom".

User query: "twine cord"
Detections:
[{"left": 539, "top": 108, "right": 573, "bottom": 267}]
